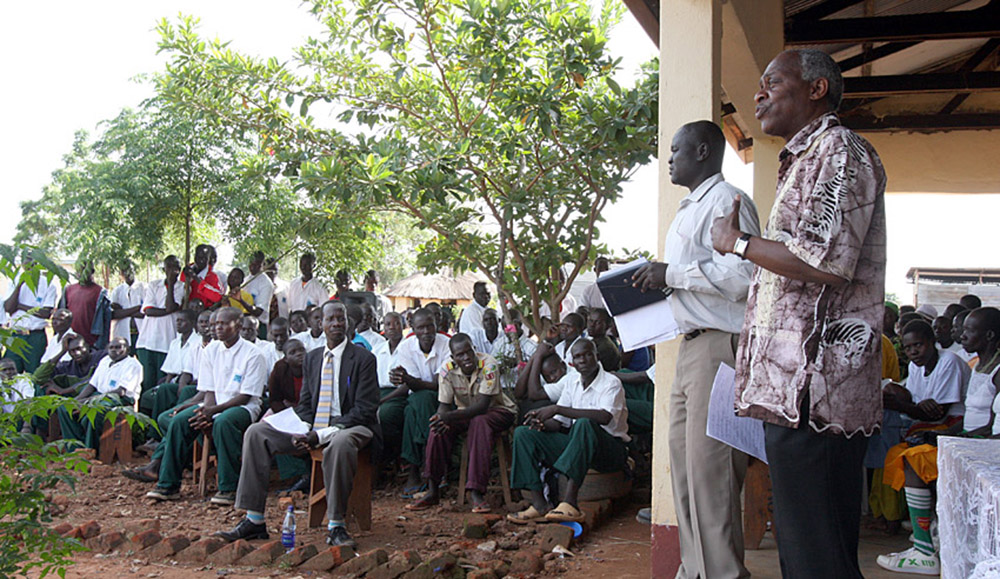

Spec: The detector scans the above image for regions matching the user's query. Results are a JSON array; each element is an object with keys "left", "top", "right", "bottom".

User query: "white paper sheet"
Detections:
[
  {"left": 601, "top": 259, "right": 680, "bottom": 351},
  {"left": 706, "top": 363, "right": 767, "bottom": 463},
  {"left": 263, "top": 407, "right": 310, "bottom": 435}
]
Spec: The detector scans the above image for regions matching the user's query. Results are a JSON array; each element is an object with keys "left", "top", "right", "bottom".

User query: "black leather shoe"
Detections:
[
  {"left": 326, "top": 525, "right": 356, "bottom": 548},
  {"left": 277, "top": 475, "right": 311, "bottom": 496},
  {"left": 214, "top": 518, "right": 269, "bottom": 543}
]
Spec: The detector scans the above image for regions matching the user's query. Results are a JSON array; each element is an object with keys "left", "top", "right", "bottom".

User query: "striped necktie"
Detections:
[{"left": 313, "top": 351, "right": 335, "bottom": 430}]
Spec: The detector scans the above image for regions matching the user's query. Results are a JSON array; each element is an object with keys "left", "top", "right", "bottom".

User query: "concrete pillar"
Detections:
[{"left": 651, "top": 1, "right": 722, "bottom": 576}]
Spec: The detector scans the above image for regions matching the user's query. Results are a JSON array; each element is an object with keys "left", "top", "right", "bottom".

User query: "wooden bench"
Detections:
[
  {"left": 98, "top": 415, "right": 132, "bottom": 465},
  {"left": 743, "top": 457, "right": 775, "bottom": 550},
  {"left": 456, "top": 432, "right": 514, "bottom": 509},
  {"left": 307, "top": 446, "right": 372, "bottom": 530}
]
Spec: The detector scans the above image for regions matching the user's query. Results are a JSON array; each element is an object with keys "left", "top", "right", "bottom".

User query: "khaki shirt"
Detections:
[{"left": 438, "top": 353, "right": 516, "bottom": 414}]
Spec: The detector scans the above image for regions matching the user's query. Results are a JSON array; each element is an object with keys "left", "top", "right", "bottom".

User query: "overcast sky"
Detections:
[{"left": 2, "top": 0, "right": 996, "bottom": 303}]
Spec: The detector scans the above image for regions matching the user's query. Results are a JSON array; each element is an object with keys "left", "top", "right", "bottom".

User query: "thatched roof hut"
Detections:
[{"left": 384, "top": 270, "right": 489, "bottom": 312}]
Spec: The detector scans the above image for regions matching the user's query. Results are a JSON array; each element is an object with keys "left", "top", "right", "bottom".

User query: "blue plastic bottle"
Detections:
[{"left": 281, "top": 505, "right": 296, "bottom": 552}]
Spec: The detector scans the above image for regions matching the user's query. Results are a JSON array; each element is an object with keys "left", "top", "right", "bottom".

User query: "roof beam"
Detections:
[
  {"left": 843, "top": 71, "right": 1000, "bottom": 97},
  {"left": 838, "top": 42, "right": 920, "bottom": 72},
  {"left": 939, "top": 39, "right": 1000, "bottom": 114},
  {"left": 842, "top": 113, "right": 1000, "bottom": 131},
  {"left": 787, "top": 0, "right": 864, "bottom": 22},
  {"left": 621, "top": 0, "right": 659, "bottom": 48},
  {"left": 786, "top": 2, "right": 1000, "bottom": 45}
]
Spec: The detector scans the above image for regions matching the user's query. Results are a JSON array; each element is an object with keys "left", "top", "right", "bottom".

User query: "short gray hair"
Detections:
[{"left": 796, "top": 49, "right": 843, "bottom": 111}]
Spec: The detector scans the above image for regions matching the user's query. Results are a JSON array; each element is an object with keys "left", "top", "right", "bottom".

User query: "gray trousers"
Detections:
[
  {"left": 669, "top": 330, "right": 750, "bottom": 579},
  {"left": 235, "top": 422, "right": 373, "bottom": 521}
]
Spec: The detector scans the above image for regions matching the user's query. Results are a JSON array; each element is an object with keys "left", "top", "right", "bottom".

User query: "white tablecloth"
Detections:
[{"left": 938, "top": 437, "right": 1000, "bottom": 579}]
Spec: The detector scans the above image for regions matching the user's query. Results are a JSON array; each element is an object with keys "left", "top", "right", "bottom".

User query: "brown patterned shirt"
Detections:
[{"left": 734, "top": 113, "right": 887, "bottom": 436}]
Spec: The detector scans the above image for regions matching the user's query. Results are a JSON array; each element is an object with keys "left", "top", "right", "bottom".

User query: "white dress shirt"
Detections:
[
  {"left": 542, "top": 366, "right": 579, "bottom": 402},
  {"left": 182, "top": 340, "right": 212, "bottom": 382},
  {"left": 286, "top": 276, "right": 329, "bottom": 312},
  {"left": 109, "top": 281, "right": 146, "bottom": 341},
  {"left": 196, "top": 337, "right": 267, "bottom": 421},
  {"left": 7, "top": 273, "right": 58, "bottom": 332},
  {"left": 662, "top": 173, "right": 760, "bottom": 334},
  {"left": 372, "top": 337, "right": 399, "bottom": 388},
  {"left": 90, "top": 356, "right": 144, "bottom": 399},
  {"left": 459, "top": 301, "right": 486, "bottom": 334},
  {"left": 160, "top": 333, "right": 196, "bottom": 375},
  {"left": 244, "top": 273, "right": 275, "bottom": 326},
  {"left": 255, "top": 340, "right": 284, "bottom": 375},
  {"left": 291, "top": 330, "right": 326, "bottom": 353},
  {"left": 554, "top": 368, "right": 629, "bottom": 442},
  {"left": 314, "top": 338, "right": 348, "bottom": 446},
  {"left": 2, "top": 375, "right": 35, "bottom": 413},
  {"left": 40, "top": 329, "right": 77, "bottom": 364},
  {"left": 136, "top": 279, "right": 185, "bottom": 353},
  {"left": 395, "top": 334, "right": 451, "bottom": 384},
  {"left": 468, "top": 328, "right": 495, "bottom": 355},
  {"left": 554, "top": 335, "right": 583, "bottom": 365}
]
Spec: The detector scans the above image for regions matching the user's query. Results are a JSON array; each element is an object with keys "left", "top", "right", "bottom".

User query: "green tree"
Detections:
[{"left": 155, "top": 0, "right": 657, "bottom": 332}]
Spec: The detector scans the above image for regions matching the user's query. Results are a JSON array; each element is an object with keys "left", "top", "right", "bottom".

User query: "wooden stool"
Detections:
[
  {"left": 307, "top": 446, "right": 372, "bottom": 530},
  {"left": 743, "top": 457, "right": 775, "bottom": 550},
  {"left": 456, "top": 432, "right": 514, "bottom": 509},
  {"left": 98, "top": 415, "right": 132, "bottom": 465},
  {"left": 192, "top": 435, "right": 217, "bottom": 497}
]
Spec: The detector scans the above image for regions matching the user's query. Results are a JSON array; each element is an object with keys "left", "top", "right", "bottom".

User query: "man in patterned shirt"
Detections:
[{"left": 711, "top": 49, "right": 886, "bottom": 578}]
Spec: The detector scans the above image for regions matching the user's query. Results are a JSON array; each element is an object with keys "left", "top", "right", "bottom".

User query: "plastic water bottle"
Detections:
[{"left": 281, "top": 505, "right": 296, "bottom": 552}]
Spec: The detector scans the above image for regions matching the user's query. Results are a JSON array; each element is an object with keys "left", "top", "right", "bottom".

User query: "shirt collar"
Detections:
[
  {"left": 683, "top": 173, "right": 724, "bottom": 204},
  {"left": 780, "top": 112, "right": 840, "bottom": 161},
  {"left": 324, "top": 337, "right": 348, "bottom": 359}
]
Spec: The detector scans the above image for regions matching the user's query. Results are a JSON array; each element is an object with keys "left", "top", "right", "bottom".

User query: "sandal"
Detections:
[
  {"left": 506, "top": 505, "right": 547, "bottom": 525},
  {"left": 544, "top": 502, "right": 585, "bottom": 523},
  {"left": 405, "top": 496, "right": 439, "bottom": 511},
  {"left": 400, "top": 482, "right": 428, "bottom": 499},
  {"left": 471, "top": 499, "right": 492, "bottom": 514}
]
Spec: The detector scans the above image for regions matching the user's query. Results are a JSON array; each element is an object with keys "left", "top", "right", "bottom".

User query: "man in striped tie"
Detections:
[{"left": 217, "top": 301, "right": 380, "bottom": 549}]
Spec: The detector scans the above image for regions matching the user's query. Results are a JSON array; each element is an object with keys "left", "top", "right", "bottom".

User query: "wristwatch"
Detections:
[{"left": 732, "top": 233, "right": 752, "bottom": 259}]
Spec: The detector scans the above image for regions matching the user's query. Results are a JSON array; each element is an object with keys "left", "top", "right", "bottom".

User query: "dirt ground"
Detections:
[{"left": 39, "top": 456, "right": 654, "bottom": 578}]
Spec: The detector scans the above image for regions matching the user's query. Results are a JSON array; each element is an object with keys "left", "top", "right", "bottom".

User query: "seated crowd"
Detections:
[{"left": 1, "top": 248, "right": 656, "bottom": 550}]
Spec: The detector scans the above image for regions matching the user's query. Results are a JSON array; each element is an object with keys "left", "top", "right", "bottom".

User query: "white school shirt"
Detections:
[
  {"left": 2, "top": 375, "right": 35, "bottom": 413},
  {"left": 459, "top": 301, "right": 486, "bottom": 334},
  {"left": 40, "top": 329, "right": 77, "bottom": 364},
  {"left": 372, "top": 338, "right": 399, "bottom": 388},
  {"left": 663, "top": 173, "right": 760, "bottom": 334},
  {"left": 255, "top": 340, "right": 284, "bottom": 375},
  {"left": 906, "top": 350, "right": 971, "bottom": 419},
  {"left": 272, "top": 277, "right": 290, "bottom": 319},
  {"left": 244, "top": 273, "right": 275, "bottom": 326},
  {"left": 554, "top": 367, "right": 630, "bottom": 442},
  {"left": 395, "top": 334, "right": 451, "bottom": 384},
  {"left": 7, "top": 273, "right": 58, "bottom": 332},
  {"left": 110, "top": 281, "right": 145, "bottom": 341},
  {"left": 160, "top": 333, "right": 196, "bottom": 375},
  {"left": 314, "top": 338, "right": 348, "bottom": 445},
  {"left": 542, "top": 366, "right": 579, "bottom": 403},
  {"left": 182, "top": 339, "right": 212, "bottom": 382},
  {"left": 90, "top": 356, "right": 144, "bottom": 398},
  {"left": 286, "top": 276, "right": 329, "bottom": 312},
  {"left": 196, "top": 337, "right": 267, "bottom": 421},
  {"left": 554, "top": 335, "right": 583, "bottom": 365},
  {"left": 468, "top": 328, "right": 494, "bottom": 355},
  {"left": 359, "top": 329, "right": 388, "bottom": 352},
  {"left": 292, "top": 331, "right": 327, "bottom": 353},
  {"left": 136, "top": 279, "right": 185, "bottom": 353}
]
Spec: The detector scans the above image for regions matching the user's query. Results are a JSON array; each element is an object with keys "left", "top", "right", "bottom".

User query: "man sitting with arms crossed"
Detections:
[
  {"left": 146, "top": 307, "right": 267, "bottom": 505},
  {"left": 407, "top": 333, "right": 516, "bottom": 513},
  {"left": 216, "top": 301, "right": 379, "bottom": 549},
  {"left": 507, "top": 338, "right": 629, "bottom": 524}
]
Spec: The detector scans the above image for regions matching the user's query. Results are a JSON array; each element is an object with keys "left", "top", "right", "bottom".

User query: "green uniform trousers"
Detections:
[
  {"left": 276, "top": 454, "right": 310, "bottom": 479},
  {"left": 135, "top": 348, "right": 166, "bottom": 398},
  {"left": 378, "top": 387, "right": 406, "bottom": 461},
  {"left": 399, "top": 390, "right": 439, "bottom": 467},
  {"left": 3, "top": 330, "right": 48, "bottom": 374},
  {"left": 155, "top": 404, "right": 251, "bottom": 493},
  {"left": 147, "top": 385, "right": 199, "bottom": 446},
  {"left": 510, "top": 418, "right": 627, "bottom": 490},
  {"left": 627, "top": 399, "right": 653, "bottom": 435},
  {"left": 56, "top": 394, "right": 133, "bottom": 450}
]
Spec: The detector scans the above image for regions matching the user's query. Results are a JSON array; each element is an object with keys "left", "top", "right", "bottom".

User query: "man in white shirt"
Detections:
[
  {"left": 374, "top": 312, "right": 406, "bottom": 459},
  {"left": 0, "top": 359, "right": 34, "bottom": 424},
  {"left": 513, "top": 340, "right": 576, "bottom": 417},
  {"left": 3, "top": 258, "right": 58, "bottom": 373},
  {"left": 241, "top": 316, "right": 280, "bottom": 376},
  {"left": 390, "top": 308, "right": 451, "bottom": 494},
  {"left": 56, "top": 337, "right": 143, "bottom": 450},
  {"left": 292, "top": 307, "right": 327, "bottom": 352},
  {"left": 136, "top": 256, "right": 185, "bottom": 401},
  {"left": 631, "top": 121, "right": 760, "bottom": 579},
  {"left": 357, "top": 303, "right": 388, "bottom": 352},
  {"left": 110, "top": 264, "right": 145, "bottom": 348},
  {"left": 216, "top": 301, "right": 379, "bottom": 549},
  {"left": 553, "top": 313, "right": 585, "bottom": 365},
  {"left": 490, "top": 311, "right": 538, "bottom": 390},
  {"left": 508, "top": 339, "right": 629, "bottom": 525},
  {"left": 243, "top": 251, "right": 275, "bottom": 339},
  {"left": 286, "top": 253, "right": 329, "bottom": 313},
  {"left": 458, "top": 282, "right": 490, "bottom": 334},
  {"left": 468, "top": 308, "right": 499, "bottom": 355},
  {"left": 255, "top": 316, "right": 290, "bottom": 374},
  {"left": 146, "top": 307, "right": 267, "bottom": 505},
  {"left": 138, "top": 310, "right": 198, "bottom": 418},
  {"left": 579, "top": 257, "right": 610, "bottom": 309},
  {"left": 40, "top": 308, "right": 76, "bottom": 365}
]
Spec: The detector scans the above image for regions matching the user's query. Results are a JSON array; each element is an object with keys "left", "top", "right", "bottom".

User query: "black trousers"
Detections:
[{"left": 764, "top": 400, "right": 869, "bottom": 579}]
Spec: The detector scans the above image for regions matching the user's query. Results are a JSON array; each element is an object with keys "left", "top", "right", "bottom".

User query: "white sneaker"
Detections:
[{"left": 876, "top": 547, "right": 940, "bottom": 575}]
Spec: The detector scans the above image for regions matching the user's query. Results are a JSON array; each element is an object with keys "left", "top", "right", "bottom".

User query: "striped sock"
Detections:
[
  {"left": 246, "top": 511, "right": 265, "bottom": 524},
  {"left": 904, "top": 487, "right": 935, "bottom": 555},
  {"left": 328, "top": 519, "right": 345, "bottom": 531}
]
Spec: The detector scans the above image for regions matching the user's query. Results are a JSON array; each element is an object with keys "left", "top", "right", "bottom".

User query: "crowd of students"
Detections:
[{"left": 0, "top": 248, "right": 654, "bottom": 550}]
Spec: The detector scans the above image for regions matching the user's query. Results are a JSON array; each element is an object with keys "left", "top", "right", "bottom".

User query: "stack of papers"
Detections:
[
  {"left": 263, "top": 407, "right": 310, "bottom": 435},
  {"left": 599, "top": 258, "right": 680, "bottom": 351}
]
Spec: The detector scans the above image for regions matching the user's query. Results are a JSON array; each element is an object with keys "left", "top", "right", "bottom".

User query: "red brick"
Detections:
[
  {"left": 85, "top": 530, "right": 127, "bottom": 554},
  {"left": 509, "top": 549, "right": 542, "bottom": 575},
  {"left": 208, "top": 539, "right": 255, "bottom": 565},
  {"left": 369, "top": 550, "right": 422, "bottom": 579},
  {"left": 276, "top": 543, "right": 318, "bottom": 567},
  {"left": 239, "top": 539, "right": 287, "bottom": 566},
  {"left": 338, "top": 548, "right": 388, "bottom": 575},
  {"left": 51, "top": 522, "right": 74, "bottom": 536},
  {"left": 131, "top": 529, "right": 162, "bottom": 550},
  {"left": 145, "top": 534, "right": 190, "bottom": 559},
  {"left": 123, "top": 518, "right": 160, "bottom": 537},
  {"left": 537, "top": 523, "right": 575, "bottom": 551},
  {"left": 462, "top": 515, "right": 489, "bottom": 539},
  {"left": 89, "top": 463, "right": 114, "bottom": 477},
  {"left": 277, "top": 496, "right": 295, "bottom": 511},
  {"left": 300, "top": 545, "right": 356, "bottom": 571},
  {"left": 176, "top": 537, "right": 226, "bottom": 562},
  {"left": 78, "top": 520, "right": 101, "bottom": 540},
  {"left": 467, "top": 570, "right": 497, "bottom": 579}
]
